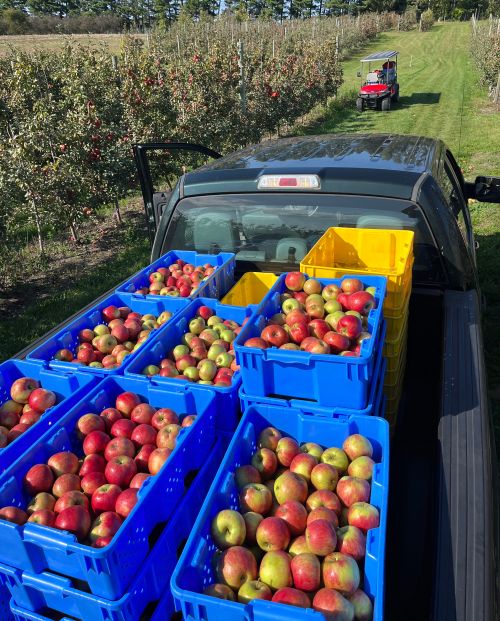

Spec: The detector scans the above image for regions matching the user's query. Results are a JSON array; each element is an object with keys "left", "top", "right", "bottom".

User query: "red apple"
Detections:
[
  {"left": 322, "top": 551, "right": 360, "bottom": 596},
  {"left": 10, "top": 377, "right": 39, "bottom": 403},
  {"left": 289, "top": 535, "right": 310, "bottom": 556},
  {"left": 115, "top": 392, "right": 141, "bottom": 418},
  {"left": 81, "top": 472, "right": 107, "bottom": 496},
  {"left": 104, "top": 437, "right": 135, "bottom": 461},
  {"left": 251, "top": 448, "right": 278, "bottom": 480},
  {"left": 110, "top": 419, "right": 136, "bottom": 439},
  {"left": 336, "top": 525, "right": 366, "bottom": 561},
  {"left": 258, "top": 427, "right": 282, "bottom": 451},
  {"left": 28, "top": 388, "right": 56, "bottom": 413},
  {"left": 91, "top": 484, "right": 122, "bottom": 514},
  {"left": 305, "top": 519, "right": 337, "bottom": 556},
  {"left": 28, "top": 509, "right": 56, "bottom": 526},
  {"left": 290, "top": 452, "right": 318, "bottom": 483},
  {"left": 291, "top": 553, "right": 321, "bottom": 592},
  {"left": 349, "top": 589, "right": 374, "bottom": 621},
  {"left": 285, "top": 272, "right": 306, "bottom": 292},
  {"left": 274, "top": 471, "right": 308, "bottom": 505},
  {"left": 235, "top": 465, "right": 261, "bottom": 488},
  {"left": 239, "top": 483, "right": 273, "bottom": 514},
  {"left": 243, "top": 337, "right": 268, "bottom": 349},
  {"left": 301, "top": 337, "right": 330, "bottom": 354},
  {"left": 289, "top": 321, "right": 310, "bottom": 345},
  {"left": 130, "top": 404, "right": 156, "bottom": 425},
  {"left": 100, "top": 408, "right": 122, "bottom": 431},
  {"left": 130, "top": 473, "right": 151, "bottom": 489},
  {"left": 24, "top": 464, "right": 54, "bottom": 495},
  {"left": 341, "top": 278, "right": 363, "bottom": 294},
  {"left": 48, "top": 452, "right": 80, "bottom": 477},
  {"left": 323, "top": 331, "right": 351, "bottom": 354},
  {"left": 243, "top": 512, "right": 263, "bottom": 544},
  {"left": 83, "top": 431, "right": 110, "bottom": 456},
  {"left": 276, "top": 437, "right": 300, "bottom": 467},
  {"left": 115, "top": 488, "right": 139, "bottom": 519},
  {"left": 52, "top": 474, "right": 81, "bottom": 498},
  {"left": 256, "top": 516, "right": 290, "bottom": 551},
  {"left": 307, "top": 506, "right": 339, "bottom": 528},
  {"left": 89, "top": 511, "right": 122, "bottom": 543},
  {"left": 312, "top": 588, "right": 354, "bottom": 619},
  {"left": 105, "top": 455, "right": 137, "bottom": 487},
  {"left": 79, "top": 454, "right": 106, "bottom": 477},
  {"left": 77, "top": 414, "right": 106, "bottom": 437},
  {"left": 151, "top": 408, "right": 179, "bottom": 430},
  {"left": 0, "top": 506, "right": 28, "bottom": 525},
  {"left": 54, "top": 490, "right": 89, "bottom": 513},
  {"left": 336, "top": 477, "right": 371, "bottom": 507},
  {"left": 261, "top": 325, "right": 288, "bottom": 348},
  {"left": 148, "top": 447, "right": 172, "bottom": 475},
  {"left": 306, "top": 489, "right": 342, "bottom": 514},
  {"left": 272, "top": 587, "right": 310, "bottom": 608},
  {"left": 216, "top": 545, "right": 257, "bottom": 590},
  {"left": 275, "top": 500, "right": 307, "bottom": 536},
  {"left": 0, "top": 408, "right": 20, "bottom": 429},
  {"left": 311, "top": 463, "right": 339, "bottom": 491},
  {"left": 27, "top": 492, "right": 56, "bottom": 514},
  {"left": 237, "top": 580, "right": 272, "bottom": 604},
  {"left": 55, "top": 505, "right": 91, "bottom": 541},
  {"left": 259, "top": 550, "right": 292, "bottom": 590},
  {"left": 347, "top": 502, "right": 379, "bottom": 533},
  {"left": 337, "top": 315, "right": 362, "bottom": 339},
  {"left": 343, "top": 434, "right": 373, "bottom": 461},
  {"left": 347, "top": 291, "right": 375, "bottom": 315}
]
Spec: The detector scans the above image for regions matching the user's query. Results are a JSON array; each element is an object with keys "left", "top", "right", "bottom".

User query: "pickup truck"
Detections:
[{"left": 19, "top": 133, "right": 500, "bottom": 620}]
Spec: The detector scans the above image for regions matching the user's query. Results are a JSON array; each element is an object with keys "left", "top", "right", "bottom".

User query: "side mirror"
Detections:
[
  {"left": 465, "top": 176, "right": 500, "bottom": 203},
  {"left": 356, "top": 71, "right": 361, "bottom": 78}
]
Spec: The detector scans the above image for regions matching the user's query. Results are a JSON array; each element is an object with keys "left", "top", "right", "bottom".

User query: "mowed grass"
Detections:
[
  {"left": 299, "top": 20, "right": 500, "bottom": 452},
  {"left": 0, "top": 33, "right": 144, "bottom": 56}
]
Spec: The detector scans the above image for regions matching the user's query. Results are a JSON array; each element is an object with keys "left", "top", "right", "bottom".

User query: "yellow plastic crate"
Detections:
[
  {"left": 384, "top": 313, "right": 408, "bottom": 359},
  {"left": 385, "top": 339, "right": 407, "bottom": 374},
  {"left": 384, "top": 348, "right": 407, "bottom": 403},
  {"left": 220, "top": 272, "right": 278, "bottom": 307},
  {"left": 385, "top": 296, "right": 410, "bottom": 342},
  {"left": 300, "top": 227, "right": 414, "bottom": 312}
]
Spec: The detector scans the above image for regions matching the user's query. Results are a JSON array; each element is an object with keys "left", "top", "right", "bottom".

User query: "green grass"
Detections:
[
  {"left": 0, "top": 33, "right": 144, "bottom": 56},
  {"left": 299, "top": 21, "right": 500, "bottom": 452}
]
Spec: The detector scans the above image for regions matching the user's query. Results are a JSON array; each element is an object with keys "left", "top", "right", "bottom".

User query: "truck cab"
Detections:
[{"left": 134, "top": 133, "right": 500, "bottom": 621}]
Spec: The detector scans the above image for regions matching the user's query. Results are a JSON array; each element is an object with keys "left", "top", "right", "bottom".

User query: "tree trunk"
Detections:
[
  {"left": 114, "top": 198, "right": 123, "bottom": 224},
  {"left": 31, "top": 199, "right": 44, "bottom": 255}
]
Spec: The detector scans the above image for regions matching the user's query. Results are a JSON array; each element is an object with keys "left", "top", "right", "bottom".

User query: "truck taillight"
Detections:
[{"left": 257, "top": 174, "right": 321, "bottom": 190}]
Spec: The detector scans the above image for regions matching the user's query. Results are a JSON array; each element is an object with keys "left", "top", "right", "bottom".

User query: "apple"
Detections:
[
  {"left": 321, "top": 447, "right": 349, "bottom": 473},
  {"left": 244, "top": 337, "right": 268, "bottom": 349},
  {"left": 0, "top": 506, "right": 28, "bottom": 524},
  {"left": 274, "top": 471, "right": 308, "bottom": 505},
  {"left": 80, "top": 454, "right": 106, "bottom": 477},
  {"left": 324, "top": 299, "right": 342, "bottom": 314},
  {"left": 347, "top": 291, "right": 375, "bottom": 315},
  {"left": 239, "top": 483, "right": 273, "bottom": 514},
  {"left": 181, "top": 415, "right": 196, "bottom": 428},
  {"left": 275, "top": 500, "right": 307, "bottom": 536},
  {"left": 24, "top": 464, "right": 54, "bottom": 495},
  {"left": 311, "top": 463, "right": 339, "bottom": 491},
  {"left": 216, "top": 545, "right": 257, "bottom": 589},
  {"left": 134, "top": 444, "right": 156, "bottom": 472},
  {"left": 0, "top": 399, "right": 22, "bottom": 417},
  {"left": 343, "top": 434, "right": 373, "bottom": 461},
  {"left": 52, "top": 473, "right": 81, "bottom": 498},
  {"left": 261, "top": 325, "right": 289, "bottom": 347},
  {"left": 301, "top": 337, "right": 330, "bottom": 354},
  {"left": 272, "top": 587, "right": 310, "bottom": 608},
  {"left": 8, "top": 423, "right": 29, "bottom": 442},
  {"left": 211, "top": 509, "right": 246, "bottom": 549},
  {"left": 235, "top": 465, "right": 261, "bottom": 488},
  {"left": 19, "top": 409, "right": 41, "bottom": 426},
  {"left": 307, "top": 506, "right": 339, "bottom": 528},
  {"left": 237, "top": 580, "right": 272, "bottom": 604},
  {"left": 129, "top": 423, "right": 156, "bottom": 447},
  {"left": 115, "top": 392, "right": 141, "bottom": 418},
  {"left": 91, "top": 484, "right": 122, "bottom": 514},
  {"left": 130, "top": 473, "right": 151, "bottom": 489},
  {"left": 129, "top": 404, "right": 155, "bottom": 425},
  {"left": 54, "top": 490, "right": 89, "bottom": 513},
  {"left": 89, "top": 511, "right": 122, "bottom": 543},
  {"left": 285, "top": 272, "right": 306, "bottom": 292},
  {"left": 291, "top": 552, "right": 321, "bottom": 592},
  {"left": 0, "top": 426, "right": 8, "bottom": 447},
  {"left": 336, "top": 525, "right": 366, "bottom": 561},
  {"left": 110, "top": 419, "right": 136, "bottom": 439},
  {"left": 102, "top": 305, "right": 121, "bottom": 321},
  {"left": 77, "top": 414, "right": 106, "bottom": 437},
  {"left": 256, "top": 516, "right": 290, "bottom": 551},
  {"left": 54, "top": 349, "right": 74, "bottom": 362},
  {"left": 100, "top": 408, "right": 122, "bottom": 431},
  {"left": 337, "top": 293, "right": 351, "bottom": 309},
  {"left": 285, "top": 309, "right": 308, "bottom": 326},
  {"left": 282, "top": 298, "right": 301, "bottom": 315},
  {"left": 275, "top": 437, "right": 300, "bottom": 467},
  {"left": 305, "top": 519, "right": 337, "bottom": 556},
  {"left": 299, "top": 442, "right": 323, "bottom": 460},
  {"left": 93, "top": 325, "right": 110, "bottom": 336},
  {"left": 151, "top": 409, "right": 179, "bottom": 431},
  {"left": 148, "top": 447, "right": 172, "bottom": 475},
  {"left": 337, "top": 315, "right": 362, "bottom": 339},
  {"left": 306, "top": 489, "right": 342, "bottom": 514},
  {"left": 156, "top": 423, "right": 181, "bottom": 450},
  {"left": 243, "top": 512, "right": 263, "bottom": 544},
  {"left": 308, "top": 319, "right": 330, "bottom": 340},
  {"left": 322, "top": 284, "right": 340, "bottom": 300},
  {"left": 336, "top": 477, "right": 371, "bottom": 507},
  {"left": 288, "top": 535, "right": 310, "bottom": 556},
  {"left": 258, "top": 427, "right": 282, "bottom": 451},
  {"left": 347, "top": 502, "right": 379, "bottom": 533},
  {"left": 10, "top": 377, "right": 39, "bottom": 403},
  {"left": 312, "top": 588, "right": 354, "bottom": 620},
  {"left": 347, "top": 456, "right": 375, "bottom": 481},
  {"left": 322, "top": 551, "right": 360, "bottom": 595},
  {"left": 259, "top": 550, "right": 292, "bottom": 589},
  {"left": 341, "top": 278, "right": 363, "bottom": 294},
  {"left": 203, "top": 583, "right": 236, "bottom": 601},
  {"left": 27, "top": 388, "right": 56, "bottom": 413},
  {"left": 81, "top": 472, "right": 107, "bottom": 496},
  {"left": 27, "top": 492, "right": 56, "bottom": 514},
  {"left": 28, "top": 509, "right": 56, "bottom": 526},
  {"left": 348, "top": 589, "right": 373, "bottom": 621},
  {"left": 95, "top": 335, "right": 118, "bottom": 355},
  {"left": 79, "top": 328, "right": 95, "bottom": 342},
  {"left": 83, "top": 431, "right": 110, "bottom": 456},
  {"left": 105, "top": 455, "right": 137, "bottom": 487},
  {"left": 324, "top": 311, "right": 345, "bottom": 331},
  {"left": 55, "top": 505, "right": 91, "bottom": 541},
  {"left": 48, "top": 451, "right": 80, "bottom": 477},
  {"left": 115, "top": 488, "right": 139, "bottom": 519},
  {"left": 290, "top": 452, "right": 318, "bottom": 482},
  {"left": 289, "top": 321, "right": 310, "bottom": 344},
  {"left": 104, "top": 437, "right": 135, "bottom": 461},
  {"left": 323, "top": 331, "right": 350, "bottom": 354},
  {"left": 251, "top": 448, "right": 277, "bottom": 480}
]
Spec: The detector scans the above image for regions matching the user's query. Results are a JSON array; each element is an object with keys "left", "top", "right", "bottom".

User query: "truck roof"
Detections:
[{"left": 183, "top": 134, "right": 443, "bottom": 200}]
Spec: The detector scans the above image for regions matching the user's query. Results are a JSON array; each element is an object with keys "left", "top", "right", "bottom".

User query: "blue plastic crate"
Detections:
[
  {"left": 171, "top": 403, "right": 390, "bottom": 621},
  {"left": 0, "top": 359, "right": 97, "bottom": 474},
  {"left": 0, "top": 435, "right": 230, "bottom": 621},
  {"left": 125, "top": 298, "right": 255, "bottom": 414},
  {"left": 26, "top": 293, "right": 188, "bottom": 377},
  {"left": 116, "top": 250, "right": 235, "bottom": 301},
  {"left": 234, "top": 273, "right": 387, "bottom": 409},
  {"left": 0, "top": 374, "right": 237, "bottom": 600},
  {"left": 0, "top": 584, "right": 13, "bottom": 621},
  {"left": 239, "top": 339, "right": 387, "bottom": 420}
]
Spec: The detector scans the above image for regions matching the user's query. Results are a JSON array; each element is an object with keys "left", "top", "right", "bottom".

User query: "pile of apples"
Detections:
[
  {"left": 142, "top": 305, "right": 241, "bottom": 386},
  {"left": 132, "top": 260, "right": 215, "bottom": 298},
  {"left": 0, "top": 377, "right": 57, "bottom": 448},
  {"left": 243, "top": 273, "right": 377, "bottom": 357},
  {"left": 54, "top": 305, "right": 173, "bottom": 370},
  {"left": 204, "top": 427, "right": 379, "bottom": 620},
  {"left": 0, "top": 391, "right": 196, "bottom": 547}
]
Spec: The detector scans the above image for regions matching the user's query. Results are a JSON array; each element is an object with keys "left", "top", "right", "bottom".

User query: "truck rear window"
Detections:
[{"left": 162, "top": 193, "right": 444, "bottom": 283}]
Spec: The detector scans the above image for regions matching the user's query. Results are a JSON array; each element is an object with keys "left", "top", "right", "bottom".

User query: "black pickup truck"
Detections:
[{"left": 21, "top": 133, "right": 500, "bottom": 620}]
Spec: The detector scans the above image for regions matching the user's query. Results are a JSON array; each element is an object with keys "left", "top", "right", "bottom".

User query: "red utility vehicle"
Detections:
[{"left": 356, "top": 50, "right": 399, "bottom": 112}]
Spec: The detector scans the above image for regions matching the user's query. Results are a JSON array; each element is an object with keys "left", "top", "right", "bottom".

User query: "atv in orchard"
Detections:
[{"left": 356, "top": 50, "right": 399, "bottom": 112}]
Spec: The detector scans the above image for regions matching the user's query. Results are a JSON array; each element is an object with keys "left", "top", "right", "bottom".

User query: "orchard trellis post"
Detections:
[{"left": 237, "top": 40, "right": 247, "bottom": 115}]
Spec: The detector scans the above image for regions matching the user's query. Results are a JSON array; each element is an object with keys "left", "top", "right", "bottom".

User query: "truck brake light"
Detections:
[{"left": 257, "top": 174, "right": 321, "bottom": 190}]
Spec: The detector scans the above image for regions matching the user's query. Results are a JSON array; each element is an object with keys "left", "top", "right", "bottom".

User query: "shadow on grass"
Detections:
[{"left": 399, "top": 92, "right": 441, "bottom": 106}]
